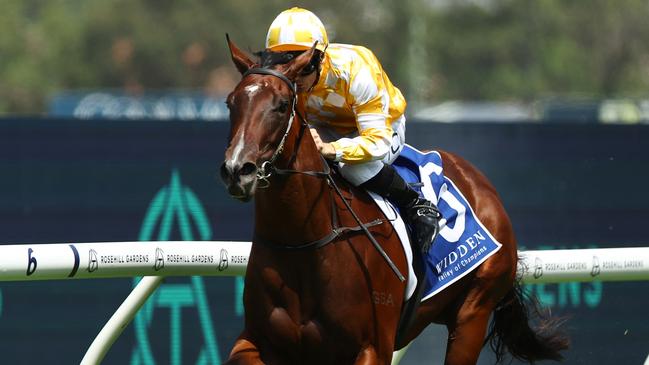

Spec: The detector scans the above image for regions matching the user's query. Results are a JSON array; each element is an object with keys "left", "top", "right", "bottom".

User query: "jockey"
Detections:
[{"left": 265, "top": 7, "right": 441, "bottom": 253}]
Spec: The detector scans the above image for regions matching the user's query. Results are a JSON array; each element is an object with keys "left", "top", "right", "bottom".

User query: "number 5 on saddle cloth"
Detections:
[{"left": 371, "top": 144, "right": 503, "bottom": 301}]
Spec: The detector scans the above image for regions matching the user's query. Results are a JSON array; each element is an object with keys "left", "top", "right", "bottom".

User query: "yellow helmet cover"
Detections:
[{"left": 266, "top": 7, "right": 329, "bottom": 52}]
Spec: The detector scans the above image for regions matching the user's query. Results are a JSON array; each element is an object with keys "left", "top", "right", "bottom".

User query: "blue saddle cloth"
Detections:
[{"left": 392, "top": 145, "right": 502, "bottom": 300}]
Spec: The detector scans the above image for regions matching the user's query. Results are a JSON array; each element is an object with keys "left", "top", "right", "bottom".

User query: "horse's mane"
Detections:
[
  {"left": 254, "top": 49, "right": 323, "bottom": 69},
  {"left": 254, "top": 50, "right": 299, "bottom": 68}
]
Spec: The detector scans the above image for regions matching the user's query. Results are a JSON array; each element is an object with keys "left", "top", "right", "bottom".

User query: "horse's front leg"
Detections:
[
  {"left": 354, "top": 346, "right": 381, "bottom": 365},
  {"left": 223, "top": 332, "right": 264, "bottom": 365}
]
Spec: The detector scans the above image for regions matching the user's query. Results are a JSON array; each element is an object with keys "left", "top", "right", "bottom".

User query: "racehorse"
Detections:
[{"left": 220, "top": 37, "right": 569, "bottom": 365}]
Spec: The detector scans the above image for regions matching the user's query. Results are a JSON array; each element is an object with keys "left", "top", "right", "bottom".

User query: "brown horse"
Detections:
[{"left": 220, "top": 38, "right": 568, "bottom": 365}]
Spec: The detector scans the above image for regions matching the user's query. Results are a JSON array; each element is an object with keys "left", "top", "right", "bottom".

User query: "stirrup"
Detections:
[{"left": 409, "top": 199, "right": 441, "bottom": 219}]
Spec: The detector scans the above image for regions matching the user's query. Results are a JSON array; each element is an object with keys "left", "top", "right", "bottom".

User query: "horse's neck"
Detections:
[{"left": 254, "top": 128, "right": 332, "bottom": 245}]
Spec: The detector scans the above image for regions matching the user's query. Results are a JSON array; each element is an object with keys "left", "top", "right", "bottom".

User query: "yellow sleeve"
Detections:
[
  {"left": 330, "top": 47, "right": 395, "bottom": 163},
  {"left": 330, "top": 117, "right": 393, "bottom": 163}
]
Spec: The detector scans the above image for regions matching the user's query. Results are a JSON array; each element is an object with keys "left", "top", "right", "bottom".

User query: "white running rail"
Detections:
[
  {"left": 0, "top": 241, "right": 250, "bottom": 281},
  {"left": 0, "top": 241, "right": 647, "bottom": 284},
  {"left": 0, "top": 242, "right": 648, "bottom": 364},
  {"left": 80, "top": 276, "right": 163, "bottom": 365}
]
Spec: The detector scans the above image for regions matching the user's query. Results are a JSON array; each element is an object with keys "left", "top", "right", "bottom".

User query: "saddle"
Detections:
[
  {"left": 327, "top": 163, "right": 427, "bottom": 347},
  {"left": 331, "top": 144, "right": 507, "bottom": 346}
]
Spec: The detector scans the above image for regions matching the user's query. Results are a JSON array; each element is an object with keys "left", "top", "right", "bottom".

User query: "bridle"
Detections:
[
  {"left": 238, "top": 66, "right": 405, "bottom": 282},
  {"left": 241, "top": 67, "right": 330, "bottom": 187}
]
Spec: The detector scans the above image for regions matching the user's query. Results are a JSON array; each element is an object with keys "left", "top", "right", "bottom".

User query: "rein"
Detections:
[{"left": 241, "top": 66, "right": 405, "bottom": 282}]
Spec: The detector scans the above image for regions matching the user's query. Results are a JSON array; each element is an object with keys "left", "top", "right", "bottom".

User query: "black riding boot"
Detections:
[{"left": 361, "top": 164, "right": 441, "bottom": 253}]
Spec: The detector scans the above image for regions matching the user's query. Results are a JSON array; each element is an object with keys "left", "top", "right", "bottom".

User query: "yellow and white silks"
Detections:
[{"left": 299, "top": 43, "right": 408, "bottom": 185}]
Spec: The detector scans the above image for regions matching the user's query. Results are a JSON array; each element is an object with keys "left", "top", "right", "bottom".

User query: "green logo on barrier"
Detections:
[{"left": 131, "top": 170, "right": 221, "bottom": 365}]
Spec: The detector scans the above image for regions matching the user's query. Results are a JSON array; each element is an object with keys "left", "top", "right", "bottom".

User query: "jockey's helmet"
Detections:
[{"left": 265, "top": 7, "right": 328, "bottom": 52}]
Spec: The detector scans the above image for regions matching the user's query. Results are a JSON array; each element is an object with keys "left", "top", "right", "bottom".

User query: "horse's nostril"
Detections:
[
  {"left": 239, "top": 162, "right": 258, "bottom": 177},
  {"left": 220, "top": 162, "right": 232, "bottom": 183}
]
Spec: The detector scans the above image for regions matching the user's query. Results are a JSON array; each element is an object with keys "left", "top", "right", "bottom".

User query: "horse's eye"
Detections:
[{"left": 276, "top": 100, "right": 289, "bottom": 114}]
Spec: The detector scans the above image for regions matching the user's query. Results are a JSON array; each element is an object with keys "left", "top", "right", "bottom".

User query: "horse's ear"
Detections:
[
  {"left": 282, "top": 42, "right": 318, "bottom": 80},
  {"left": 226, "top": 33, "right": 255, "bottom": 74}
]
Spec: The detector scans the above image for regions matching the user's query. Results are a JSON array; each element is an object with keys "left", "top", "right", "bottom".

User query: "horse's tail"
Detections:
[{"left": 485, "top": 277, "right": 570, "bottom": 363}]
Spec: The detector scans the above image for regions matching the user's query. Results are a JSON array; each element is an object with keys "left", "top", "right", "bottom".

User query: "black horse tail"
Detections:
[{"left": 485, "top": 278, "right": 570, "bottom": 363}]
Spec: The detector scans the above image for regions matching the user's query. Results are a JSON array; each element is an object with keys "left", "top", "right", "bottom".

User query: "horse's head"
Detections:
[{"left": 220, "top": 36, "right": 316, "bottom": 202}]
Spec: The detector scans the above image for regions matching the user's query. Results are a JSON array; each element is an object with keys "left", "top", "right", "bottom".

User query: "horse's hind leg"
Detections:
[
  {"left": 443, "top": 304, "right": 492, "bottom": 365},
  {"left": 223, "top": 333, "right": 264, "bottom": 365},
  {"left": 443, "top": 268, "right": 512, "bottom": 365}
]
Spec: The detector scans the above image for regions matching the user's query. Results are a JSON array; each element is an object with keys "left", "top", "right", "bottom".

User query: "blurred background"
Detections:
[
  {"left": 3, "top": 0, "right": 649, "bottom": 122},
  {"left": 1, "top": 0, "right": 648, "bottom": 364}
]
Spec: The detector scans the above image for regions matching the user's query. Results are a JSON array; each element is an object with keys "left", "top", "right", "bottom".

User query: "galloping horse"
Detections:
[{"left": 220, "top": 38, "right": 568, "bottom": 365}]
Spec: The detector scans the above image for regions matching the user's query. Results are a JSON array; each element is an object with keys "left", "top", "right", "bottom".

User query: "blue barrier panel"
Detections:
[{"left": 0, "top": 118, "right": 647, "bottom": 364}]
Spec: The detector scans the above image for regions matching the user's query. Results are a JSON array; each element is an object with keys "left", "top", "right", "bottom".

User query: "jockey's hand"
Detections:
[{"left": 309, "top": 128, "right": 336, "bottom": 160}]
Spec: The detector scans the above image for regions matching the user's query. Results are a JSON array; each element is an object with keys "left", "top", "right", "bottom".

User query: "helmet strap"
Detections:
[{"left": 307, "top": 47, "right": 327, "bottom": 93}]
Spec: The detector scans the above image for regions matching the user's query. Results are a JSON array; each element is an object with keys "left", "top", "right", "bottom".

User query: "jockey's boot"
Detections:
[{"left": 361, "top": 164, "right": 441, "bottom": 253}]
